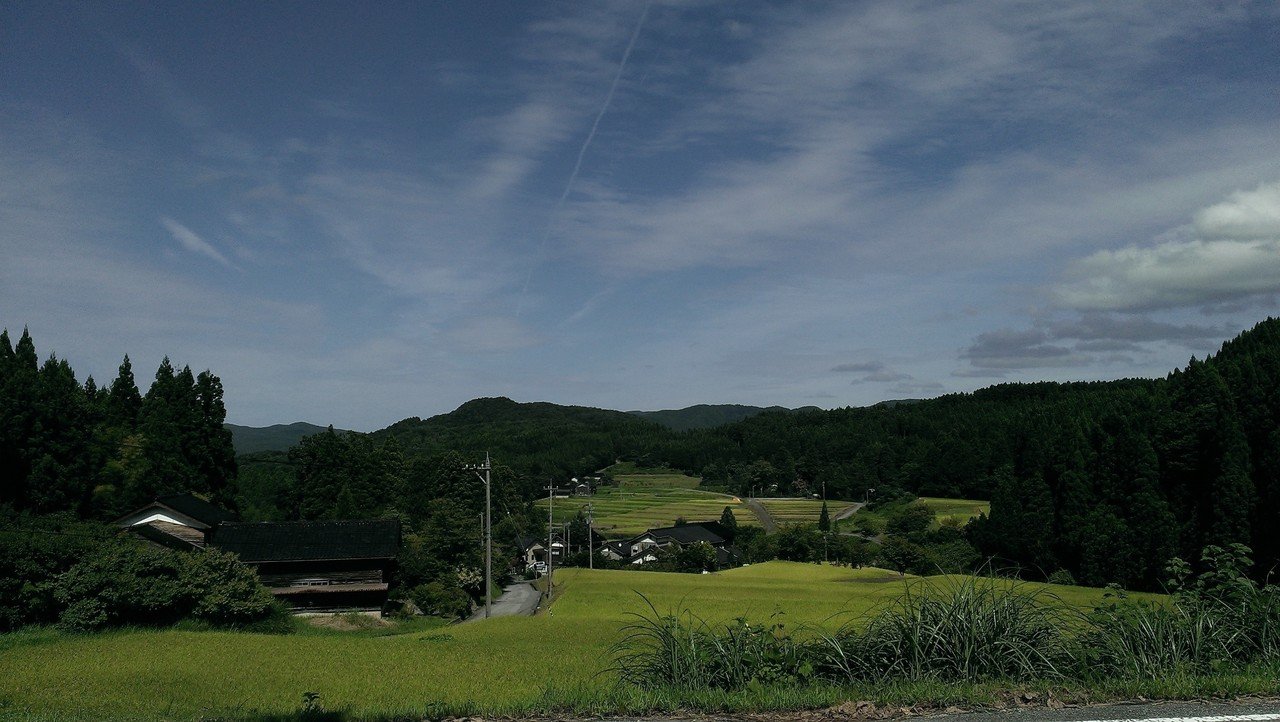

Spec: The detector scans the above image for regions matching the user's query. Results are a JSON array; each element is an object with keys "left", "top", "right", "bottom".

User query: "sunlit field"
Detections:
[
  {"left": 0, "top": 562, "right": 1146, "bottom": 721},
  {"left": 917, "top": 497, "right": 990, "bottom": 525},
  {"left": 535, "top": 471, "right": 757, "bottom": 537}
]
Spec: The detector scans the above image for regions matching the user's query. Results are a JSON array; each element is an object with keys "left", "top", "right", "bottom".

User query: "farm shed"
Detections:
[{"left": 212, "top": 519, "right": 401, "bottom": 614}]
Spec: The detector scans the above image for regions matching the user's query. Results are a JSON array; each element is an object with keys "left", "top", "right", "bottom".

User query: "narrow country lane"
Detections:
[{"left": 460, "top": 581, "right": 540, "bottom": 623}]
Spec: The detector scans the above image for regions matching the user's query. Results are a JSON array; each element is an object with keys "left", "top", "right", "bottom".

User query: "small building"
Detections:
[
  {"left": 212, "top": 519, "right": 400, "bottom": 615},
  {"left": 114, "top": 492, "right": 237, "bottom": 548},
  {"left": 117, "top": 494, "right": 401, "bottom": 615}
]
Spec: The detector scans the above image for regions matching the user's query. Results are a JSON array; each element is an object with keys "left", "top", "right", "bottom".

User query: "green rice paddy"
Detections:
[
  {"left": 917, "top": 497, "right": 990, "bottom": 525},
  {"left": 536, "top": 472, "right": 754, "bottom": 537},
  {"left": 0, "top": 562, "right": 1148, "bottom": 721},
  {"left": 756, "top": 497, "right": 859, "bottom": 525}
]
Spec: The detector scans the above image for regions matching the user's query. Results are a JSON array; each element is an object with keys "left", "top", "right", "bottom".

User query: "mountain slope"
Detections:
[
  {"left": 627, "top": 404, "right": 810, "bottom": 431},
  {"left": 224, "top": 422, "right": 346, "bottom": 454}
]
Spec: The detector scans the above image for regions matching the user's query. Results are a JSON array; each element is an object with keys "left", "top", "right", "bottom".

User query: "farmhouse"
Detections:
[
  {"left": 608, "top": 521, "right": 740, "bottom": 568},
  {"left": 117, "top": 493, "right": 400, "bottom": 614},
  {"left": 213, "top": 519, "right": 400, "bottom": 614}
]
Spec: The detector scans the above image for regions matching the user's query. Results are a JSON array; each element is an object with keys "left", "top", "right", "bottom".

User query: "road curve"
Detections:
[
  {"left": 460, "top": 581, "right": 540, "bottom": 623},
  {"left": 743, "top": 497, "right": 777, "bottom": 533}
]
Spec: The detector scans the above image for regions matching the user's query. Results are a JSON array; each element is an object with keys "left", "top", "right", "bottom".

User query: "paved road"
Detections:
[
  {"left": 607, "top": 698, "right": 1280, "bottom": 722},
  {"left": 460, "top": 581, "right": 540, "bottom": 623},
  {"left": 930, "top": 699, "right": 1280, "bottom": 722},
  {"left": 743, "top": 497, "right": 777, "bottom": 532}
]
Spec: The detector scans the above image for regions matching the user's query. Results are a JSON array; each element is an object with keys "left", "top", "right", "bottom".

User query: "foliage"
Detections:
[
  {"left": 612, "top": 596, "right": 808, "bottom": 690},
  {"left": 409, "top": 581, "right": 472, "bottom": 620},
  {"left": 0, "top": 513, "right": 114, "bottom": 630},
  {"left": 53, "top": 538, "right": 275, "bottom": 631}
]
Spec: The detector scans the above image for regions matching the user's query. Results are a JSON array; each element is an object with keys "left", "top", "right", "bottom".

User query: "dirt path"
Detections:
[{"left": 833, "top": 501, "right": 865, "bottom": 521}]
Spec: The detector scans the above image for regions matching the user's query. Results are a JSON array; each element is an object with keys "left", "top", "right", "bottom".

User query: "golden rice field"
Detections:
[{"left": 0, "top": 562, "right": 1145, "bottom": 721}]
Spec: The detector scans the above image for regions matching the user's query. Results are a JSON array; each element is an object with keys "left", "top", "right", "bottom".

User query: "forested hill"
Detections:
[
  {"left": 371, "top": 397, "right": 670, "bottom": 479},
  {"left": 650, "top": 317, "right": 1280, "bottom": 589},
  {"left": 224, "top": 422, "right": 348, "bottom": 454},
  {"left": 627, "top": 404, "right": 814, "bottom": 431}
]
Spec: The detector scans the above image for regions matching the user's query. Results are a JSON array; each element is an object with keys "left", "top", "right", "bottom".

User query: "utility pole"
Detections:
[
  {"left": 465, "top": 453, "right": 493, "bottom": 619},
  {"left": 544, "top": 483, "right": 560, "bottom": 593},
  {"left": 822, "top": 478, "right": 829, "bottom": 564},
  {"left": 586, "top": 500, "right": 594, "bottom": 570}
]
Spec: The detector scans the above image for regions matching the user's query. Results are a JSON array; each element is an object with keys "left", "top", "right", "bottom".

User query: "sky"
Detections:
[{"left": 3, "top": 1, "right": 1280, "bottom": 431}]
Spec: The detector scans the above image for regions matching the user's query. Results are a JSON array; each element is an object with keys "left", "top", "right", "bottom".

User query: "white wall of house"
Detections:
[{"left": 117, "top": 509, "right": 200, "bottom": 528}]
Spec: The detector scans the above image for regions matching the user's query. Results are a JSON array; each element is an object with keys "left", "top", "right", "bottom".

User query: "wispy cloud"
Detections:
[{"left": 159, "top": 217, "right": 236, "bottom": 269}]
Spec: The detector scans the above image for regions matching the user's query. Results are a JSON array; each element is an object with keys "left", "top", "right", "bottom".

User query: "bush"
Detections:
[
  {"left": 54, "top": 539, "right": 276, "bottom": 631},
  {"left": 409, "top": 581, "right": 471, "bottom": 619},
  {"left": 0, "top": 514, "right": 113, "bottom": 630}
]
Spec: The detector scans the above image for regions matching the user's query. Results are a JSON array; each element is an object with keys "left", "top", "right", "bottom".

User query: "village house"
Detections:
[{"left": 117, "top": 493, "right": 400, "bottom": 615}]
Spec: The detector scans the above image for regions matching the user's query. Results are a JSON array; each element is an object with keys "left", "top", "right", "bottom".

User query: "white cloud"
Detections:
[
  {"left": 1054, "top": 182, "right": 1280, "bottom": 311},
  {"left": 159, "top": 217, "right": 236, "bottom": 269},
  {"left": 1194, "top": 181, "right": 1280, "bottom": 239}
]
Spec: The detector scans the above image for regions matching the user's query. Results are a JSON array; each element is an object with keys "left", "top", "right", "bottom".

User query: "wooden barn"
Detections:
[
  {"left": 114, "top": 492, "right": 237, "bottom": 548},
  {"left": 211, "top": 519, "right": 401, "bottom": 615}
]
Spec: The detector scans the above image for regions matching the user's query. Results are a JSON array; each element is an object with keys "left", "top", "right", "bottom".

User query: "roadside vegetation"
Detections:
[{"left": 11, "top": 557, "right": 1264, "bottom": 721}]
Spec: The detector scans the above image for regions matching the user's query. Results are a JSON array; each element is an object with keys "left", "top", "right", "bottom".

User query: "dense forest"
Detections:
[
  {"left": 5, "top": 318, "right": 1280, "bottom": 596},
  {"left": 0, "top": 328, "right": 236, "bottom": 518}
]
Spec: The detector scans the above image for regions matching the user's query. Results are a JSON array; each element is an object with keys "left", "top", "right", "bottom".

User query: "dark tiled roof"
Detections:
[
  {"left": 645, "top": 524, "right": 725, "bottom": 546},
  {"left": 155, "top": 493, "right": 237, "bottom": 526},
  {"left": 212, "top": 519, "right": 401, "bottom": 562}
]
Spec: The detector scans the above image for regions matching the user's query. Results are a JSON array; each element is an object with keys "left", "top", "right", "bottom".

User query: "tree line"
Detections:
[{"left": 0, "top": 329, "right": 235, "bottom": 518}]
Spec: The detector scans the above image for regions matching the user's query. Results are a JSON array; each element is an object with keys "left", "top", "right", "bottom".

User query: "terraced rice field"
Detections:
[
  {"left": 757, "top": 497, "right": 859, "bottom": 525},
  {"left": 917, "top": 497, "right": 990, "bottom": 525},
  {"left": 537, "top": 473, "right": 756, "bottom": 537}
]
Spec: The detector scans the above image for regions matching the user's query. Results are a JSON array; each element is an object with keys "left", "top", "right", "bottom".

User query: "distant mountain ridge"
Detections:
[
  {"left": 627, "top": 404, "right": 814, "bottom": 431},
  {"left": 224, "top": 422, "right": 348, "bottom": 454}
]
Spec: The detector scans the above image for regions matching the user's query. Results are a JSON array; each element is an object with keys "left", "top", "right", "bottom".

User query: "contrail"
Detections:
[{"left": 517, "top": 2, "right": 651, "bottom": 316}]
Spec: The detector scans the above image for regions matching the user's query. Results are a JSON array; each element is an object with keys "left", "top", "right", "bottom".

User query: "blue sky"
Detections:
[{"left": 4, "top": 1, "right": 1280, "bottom": 430}]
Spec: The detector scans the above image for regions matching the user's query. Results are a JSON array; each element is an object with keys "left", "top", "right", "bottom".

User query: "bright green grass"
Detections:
[
  {"left": 536, "top": 474, "right": 754, "bottom": 537},
  {"left": 757, "top": 498, "right": 858, "bottom": 525},
  {"left": 0, "top": 562, "right": 1151, "bottom": 721},
  {"left": 917, "top": 497, "right": 990, "bottom": 525}
]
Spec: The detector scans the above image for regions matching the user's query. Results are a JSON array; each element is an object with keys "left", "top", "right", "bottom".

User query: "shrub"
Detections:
[
  {"left": 0, "top": 514, "right": 113, "bottom": 630},
  {"left": 54, "top": 539, "right": 277, "bottom": 631},
  {"left": 409, "top": 581, "right": 471, "bottom": 619},
  {"left": 184, "top": 548, "right": 277, "bottom": 626}
]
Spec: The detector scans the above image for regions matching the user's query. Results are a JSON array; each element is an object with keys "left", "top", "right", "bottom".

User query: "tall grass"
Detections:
[
  {"left": 823, "top": 575, "right": 1074, "bottom": 682},
  {"left": 612, "top": 558, "right": 1280, "bottom": 693}
]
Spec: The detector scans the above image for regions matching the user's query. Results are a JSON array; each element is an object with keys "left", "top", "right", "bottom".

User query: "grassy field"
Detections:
[
  {"left": 536, "top": 469, "right": 755, "bottom": 537},
  {"left": 917, "top": 497, "right": 990, "bottom": 525},
  {"left": 757, "top": 497, "right": 859, "bottom": 525},
  {"left": 0, "top": 562, "right": 1152, "bottom": 721}
]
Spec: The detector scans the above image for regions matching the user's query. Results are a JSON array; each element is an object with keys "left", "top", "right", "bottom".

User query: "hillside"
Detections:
[
  {"left": 371, "top": 396, "right": 670, "bottom": 480},
  {"left": 627, "top": 404, "right": 811, "bottom": 431},
  {"left": 224, "top": 422, "right": 346, "bottom": 454}
]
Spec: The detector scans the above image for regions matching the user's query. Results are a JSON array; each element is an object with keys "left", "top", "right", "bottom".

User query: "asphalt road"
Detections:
[
  {"left": 460, "top": 581, "right": 541, "bottom": 623},
  {"left": 607, "top": 698, "right": 1280, "bottom": 722},
  {"left": 929, "top": 699, "right": 1280, "bottom": 722}
]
